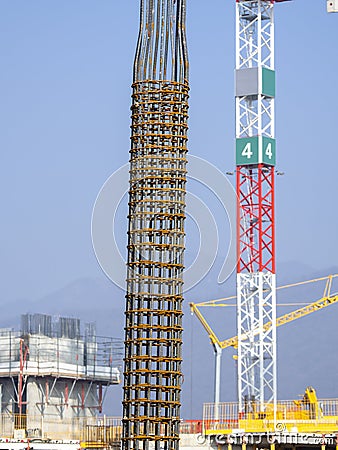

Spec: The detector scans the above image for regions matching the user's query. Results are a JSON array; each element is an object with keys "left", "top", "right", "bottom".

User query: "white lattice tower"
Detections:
[{"left": 235, "top": 0, "right": 277, "bottom": 412}]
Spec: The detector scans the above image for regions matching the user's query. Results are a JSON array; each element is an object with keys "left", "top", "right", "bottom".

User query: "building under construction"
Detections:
[{"left": 0, "top": 313, "right": 122, "bottom": 441}]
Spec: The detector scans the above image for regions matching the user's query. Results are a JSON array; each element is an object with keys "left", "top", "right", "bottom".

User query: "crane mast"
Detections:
[{"left": 235, "top": 0, "right": 276, "bottom": 412}]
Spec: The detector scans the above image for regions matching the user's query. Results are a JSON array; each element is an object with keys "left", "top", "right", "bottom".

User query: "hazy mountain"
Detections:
[{"left": 1, "top": 262, "right": 337, "bottom": 418}]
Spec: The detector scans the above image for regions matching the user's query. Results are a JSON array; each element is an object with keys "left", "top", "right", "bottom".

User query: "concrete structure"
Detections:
[{"left": 0, "top": 314, "right": 122, "bottom": 439}]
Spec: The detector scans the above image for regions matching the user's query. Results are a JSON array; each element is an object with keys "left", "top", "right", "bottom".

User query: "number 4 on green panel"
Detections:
[
  {"left": 265, "top": 143, "right": 272, "bottom": 160},
  {"left": 236, "top": 137, "right": 258, "bottom": 165},
  {"left": 242, "top": 142, "right": 253, "bottom": 159},
  {"left": 262, "top": 137, "right": 276, "bottom": 166}
]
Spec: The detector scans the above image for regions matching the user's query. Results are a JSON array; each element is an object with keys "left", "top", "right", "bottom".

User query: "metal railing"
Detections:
[
  {"left": 0, "top": 331, "right": 123, "bottom": 383},
  {"left": 0, "top": 414, "right": 123, "bottom": 442},
  {"left": 0, "top": 415, "right": 199, "bottom": 444},
  {"left": 203, "top": 399, "right": 338, "bottom": 434}
]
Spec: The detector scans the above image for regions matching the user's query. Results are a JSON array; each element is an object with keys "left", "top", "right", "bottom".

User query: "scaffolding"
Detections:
[
  {"left": 123, "top": 1, "right": 189, "bottom": 450},
  {"left": 0, "top": 329, "right": 122, "bottom": 381},
  {"left": 0, "top": 314, "right": 123, "bottom": 438}
]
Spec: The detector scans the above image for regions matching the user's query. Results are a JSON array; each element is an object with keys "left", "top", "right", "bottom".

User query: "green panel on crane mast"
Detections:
[
  {"left": 262, "top": 67, "right": 275, "bottom": 97},
  {"left": 236, "top": 137, "right": 259, "bottom": 165},
  {"left": 236, "top": 136, "right": 276, "bottom": 166},
  {"left": 262, "top": 136, "right": 276, "bottom": 165}
]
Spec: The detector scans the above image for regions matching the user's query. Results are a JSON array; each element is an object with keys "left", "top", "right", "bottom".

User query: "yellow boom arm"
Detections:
[{"left": 190, "top": 274, "right": 338, "bottom": 351}]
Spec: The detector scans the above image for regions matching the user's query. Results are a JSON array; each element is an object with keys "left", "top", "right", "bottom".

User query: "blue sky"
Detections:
[
  {"left": 1, "top": 0, "right": 337, "bottom": 303},
  {"left": 0, "top": 0, "right": 337, "bottom": 415}
]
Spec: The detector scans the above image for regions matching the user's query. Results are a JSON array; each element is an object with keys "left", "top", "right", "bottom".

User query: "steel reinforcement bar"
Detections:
[{"left": 122, "top": 1, "right": 189, "bottom": 450}]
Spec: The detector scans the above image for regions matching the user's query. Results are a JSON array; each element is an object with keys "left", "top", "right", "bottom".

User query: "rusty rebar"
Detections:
[{"left": 122, "top": 1, "right": 189, "bottom": 450}]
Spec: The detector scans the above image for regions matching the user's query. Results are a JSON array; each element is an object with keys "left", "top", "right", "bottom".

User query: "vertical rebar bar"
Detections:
[{"left": 122, "top": 1, "right": 189, "bottom": 450}]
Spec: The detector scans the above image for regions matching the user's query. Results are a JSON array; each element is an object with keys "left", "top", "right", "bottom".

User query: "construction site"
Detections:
[{"left": 1, "top": 1, "right": 338, "bottom": 450}]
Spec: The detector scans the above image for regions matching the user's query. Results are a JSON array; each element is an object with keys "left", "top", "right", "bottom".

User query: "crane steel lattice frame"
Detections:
[
  {"left": 235, "top": 0, "right": 276, "bottom": 412},
  {"left": 123, "top": 2, "right": 189, "bottom": 450}
]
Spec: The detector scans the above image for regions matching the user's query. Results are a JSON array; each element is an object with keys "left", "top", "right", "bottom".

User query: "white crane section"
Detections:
[{"left": 327, "top": 0, "right": 338, "bottom": 12}]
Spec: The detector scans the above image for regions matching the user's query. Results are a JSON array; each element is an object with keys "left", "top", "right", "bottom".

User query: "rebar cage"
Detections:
[{"left": 123, "top": 1, "right": 189, "bottom": 450}]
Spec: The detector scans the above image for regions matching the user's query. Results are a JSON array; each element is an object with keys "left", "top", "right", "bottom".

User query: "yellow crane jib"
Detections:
[{"left": 191, "top": 274, "right": 338, "bottom": 351}]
